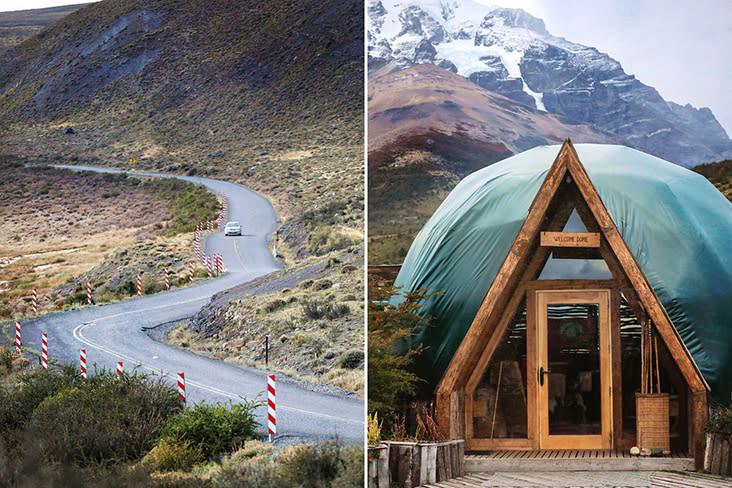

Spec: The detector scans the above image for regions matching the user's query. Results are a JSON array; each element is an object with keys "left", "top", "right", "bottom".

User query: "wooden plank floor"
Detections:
[
  {"left": 418, "top": 470, "right": 732, "bottom": 487},
  {"left": 467, "top": 449, "right": 689, "bottom": 459},
  {"left": 465, "top": 450, "right": 694, "bottom": 473}
]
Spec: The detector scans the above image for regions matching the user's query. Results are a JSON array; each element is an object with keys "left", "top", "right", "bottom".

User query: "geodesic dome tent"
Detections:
[{"left": 393, "top": 141, "right": 732, "bottom": 457}]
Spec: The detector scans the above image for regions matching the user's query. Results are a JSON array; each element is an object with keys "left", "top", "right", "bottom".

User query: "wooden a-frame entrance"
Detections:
[{"left": 434, "top": 140, "right": 709, "bottom": 467}]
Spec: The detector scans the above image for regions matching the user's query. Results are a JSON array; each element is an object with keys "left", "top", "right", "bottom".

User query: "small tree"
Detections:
[{"left": 368, "top": 275, "right": 437, "bottom": 432}]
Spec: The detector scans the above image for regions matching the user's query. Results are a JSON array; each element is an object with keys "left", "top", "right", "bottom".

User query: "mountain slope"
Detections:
[
  {"left": 368, "top": 0, "right": 732, "bottom": 167},
  {"left": 0, "top": 0, "right": 363, "bottom": 261},
  {"left": 368, "top": 63, "right": 617, "bottom": 264}
]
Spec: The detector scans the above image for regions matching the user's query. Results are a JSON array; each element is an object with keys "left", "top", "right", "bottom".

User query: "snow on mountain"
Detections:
[{"left": 368, "top": 0, "right": 732, "bottom": 166}]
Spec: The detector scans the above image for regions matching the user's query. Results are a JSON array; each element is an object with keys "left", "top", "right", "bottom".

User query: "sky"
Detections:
[{"left": 477, "top": 0, "right": 732, "bottom": 137}]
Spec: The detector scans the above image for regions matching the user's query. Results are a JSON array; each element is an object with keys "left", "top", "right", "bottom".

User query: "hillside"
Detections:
[
  {"left": 368, "top": 64, "right": 616, "bottom": 264},
  {"left": 0, "top": 0, "right": 363, "bottom": 259},
  {"left": 693, "top": 160, "right": 732, "bottom": 202},
  {"left": 0, "top": 3, "right": 88, "bottom": 54}
]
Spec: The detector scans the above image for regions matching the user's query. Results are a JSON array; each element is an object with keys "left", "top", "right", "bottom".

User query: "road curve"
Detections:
[{"left": 18, "top": 165, "right": 364, "bottom": 444}]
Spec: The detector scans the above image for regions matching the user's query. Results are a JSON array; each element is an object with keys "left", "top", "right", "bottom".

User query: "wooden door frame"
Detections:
[{"left": 535, "top": 288, "right": 613, "bottom": 449}]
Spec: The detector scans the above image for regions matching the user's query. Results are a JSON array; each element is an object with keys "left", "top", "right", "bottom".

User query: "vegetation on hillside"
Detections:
[
  {"left": 693, "top": 159, "right": 732, "bottom": 202},
  {"left": 0, "top": 161, "right": 219, "bottom": 318},
  {"left": 368, "top": 277, "right": 440, "bottom": 437},
  {"left": 0, "top": 347, "right": 362, "bottom": 487}
]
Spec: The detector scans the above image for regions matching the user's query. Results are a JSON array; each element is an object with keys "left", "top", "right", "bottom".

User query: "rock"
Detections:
[
  {"left": 258, "top": 151, "right": 268, "bottom": 156},
  {"left": 630, "top": 446, "right": 640, "bottom": 456},
  {"left": 65, "top": 126, "right": 75, "bottom": 134}
]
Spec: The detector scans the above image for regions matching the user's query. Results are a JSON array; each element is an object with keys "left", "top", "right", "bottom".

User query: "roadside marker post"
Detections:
[
  {"left": 165, "top": 268, "right": 170, "bottom": 290},
  {"left": 137, "top": 274, "right": 142, "bottom": 296},
  {"left": 80, "top": 349, "right": 87, "bottom": 381},
  {"left": 265, "top": 335, "right": 269, "bottom": 367},
  {"left": 32, "top": 288, "right": 37, "bottom": 313},
  {"left": 189, "top": 262, "right": 194, "bottom": 282},
  {"left": 268, "top": 374, "right": 276, "bottom": 442},
  {"left": 41, "top": 333, "right": 48, "bottom": 370},
  {"left": 117, "top": 361, "right": 124, "bottom": 377},
  {"left": 15, "top": 320, "right": 21, "bottom": 354},
  {"left": 177, "top": 372, "right": 186, "bottom": 409},
  {"left": 207, "top": 257, "right": 212, "bottom": 279},
  {"left": 87, "top": 281, "right": 92, "bottom": 305}
]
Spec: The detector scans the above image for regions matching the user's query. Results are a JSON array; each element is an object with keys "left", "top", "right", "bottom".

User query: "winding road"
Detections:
[{"left": 16, "top": 165, "right": 364, "bottom": 444}]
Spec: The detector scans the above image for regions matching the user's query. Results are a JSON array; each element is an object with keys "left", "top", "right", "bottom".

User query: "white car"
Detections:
[{"left": 224, "top": 221, "right": 242, "bottom": 236}]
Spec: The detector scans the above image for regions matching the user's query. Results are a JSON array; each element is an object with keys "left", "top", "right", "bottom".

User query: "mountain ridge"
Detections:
[{"left": 368, "top": 0, "right": 732, "bottom": 167}]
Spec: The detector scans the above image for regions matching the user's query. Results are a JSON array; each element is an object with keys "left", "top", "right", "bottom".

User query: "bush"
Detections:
[
  {"left": 142, "top": 274, "right": 162, "bottom": 295},
  {"left": 264, "top": 299, "right": 288, "bottom": 313},
  {"left": 160, "top": 398, "right": 263, "bottom": 460},
  {"left": 29, "top": 370, "right": 179, "bottom": 464},
  {"left": 707, "top": 406, "right": 732, "bottom": 437},
  {"left": 338, "top": 350, "right": 364, "bottom": 369},
  {"left": 279, "top": 440, "right": 363, "bottom": 488},
  {"left": 141, "top": 438, "right": 204, "bottom": 472},
  {"left": 301, "top": 300, "right": 350, "bottom": 321}
]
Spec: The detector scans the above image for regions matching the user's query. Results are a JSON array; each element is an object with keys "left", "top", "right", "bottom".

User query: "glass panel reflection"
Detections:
[{"left": 546, "top": 303, "right": 601, "bottom": 436}]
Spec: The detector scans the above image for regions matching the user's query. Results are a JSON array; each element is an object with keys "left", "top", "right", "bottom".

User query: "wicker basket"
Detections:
[{"left": 636, "top": 393, "right": 670, "bottom": 453}]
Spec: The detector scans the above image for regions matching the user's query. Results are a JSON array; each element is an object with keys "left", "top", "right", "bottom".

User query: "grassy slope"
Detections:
[
  {"left": 693, "top": 159, "right": 732, "bottom": 202},
  {"left": 0, "top": 0, "right": 363, "bottom": 390},
  {"left": 0, "top": 162, "right": 220, "bottom": 318}
]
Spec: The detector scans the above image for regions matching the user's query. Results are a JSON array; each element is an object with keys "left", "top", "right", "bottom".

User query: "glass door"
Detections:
[{"left": 536, "top": 290, "right": 612, "bottom": 449}]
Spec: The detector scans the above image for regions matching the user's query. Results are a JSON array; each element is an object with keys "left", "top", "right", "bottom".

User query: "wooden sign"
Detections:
[{"left": 540, "top": 232, "right": 600, "bottom": 248}]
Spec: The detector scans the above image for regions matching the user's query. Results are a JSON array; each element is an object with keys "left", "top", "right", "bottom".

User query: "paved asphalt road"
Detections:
[{"left": 16, "top": 165, "right": 364, "bottom": 444}]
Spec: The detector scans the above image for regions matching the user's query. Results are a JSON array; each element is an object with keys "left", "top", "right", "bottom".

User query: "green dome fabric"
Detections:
[{"left": 394, "top": 144, "right": 732, "bottom": 402}]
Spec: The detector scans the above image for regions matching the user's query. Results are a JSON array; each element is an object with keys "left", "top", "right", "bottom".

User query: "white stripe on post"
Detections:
[
  {"left": 87, "top": 281, "right": 92, "bottom": 305},
  {"left": 137, "top": 274, "right": 142, "bottom": 296},
  {"left": 117, "top": 361, "right": 123, "bottom": 377},
  {"left": 15, "top": 320, "right": 21, "bottom": 354},
  {"left": 165, "top": 268, "right": 170, "bottom": 290},
  {"left": 267, "top": 374, "right": 276, "bottom": 439},
  {"left": 207, "top": 257, "right": 212, "bottom": 278},
  {"left": 32, "top": 288, "right": 37, "bottom": 313},
  {"left": 41, "top": 332, "right": 48, "bottom": 370},
  {"left": 177, "top": 372, "right": 186, "bottom": 408},
  {"left": 80, "top": 349, "right": 87, "bottom": 381},
  {"left": 189, "top": 262, "right": 194, "bottom": 282}
]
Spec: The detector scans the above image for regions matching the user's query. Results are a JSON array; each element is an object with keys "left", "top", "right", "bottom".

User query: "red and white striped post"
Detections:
[
  {"left": 207, "top": 256, "right": 212, "bottom": 278},
  {"left": 137, "top": 274, "right": 142, "bottom": 296},
  {"left": 218, "top": 254, "right": 223, "bottom": 274},
  {"left": 87, "top": 281, "right": 92, "bottom": 305},
  {"left": 80, "top": 349, "right": 87, "bottom": 381},
  {"left": 41, "top": 333, "right": 48, "bottom": 370},
  {"left": 32, "top": 288, "right": 37, "bottom": 313},
  {"left": 268, "top": 374, "right": 276, "bottom": 441},
  {"left": 117, "top": 361, "right": 124, "bottom": 377},
  {"left": 165, "top": 268, "right": 170, "bottom": 290},
  {"left": 177, "top": 372, "right": 186, "bottom": 409},
  {"left": 15, "top": 320, "right": 21, "bottom": 354},
  {"left": 189, "top": 262, "right": 194, "bottom": 282}
]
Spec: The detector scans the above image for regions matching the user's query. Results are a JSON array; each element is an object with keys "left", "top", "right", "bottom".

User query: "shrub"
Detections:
[
  {"left": 368, "top": 412, "right": 382, "bottom": 445},
  {"left": 338, "top": 350, "right": 363, "bottom": 369},
  {"left": 142, "top": 274, "right": 162, "bottom": 295},
  {"left": 0, "top": 346, "right": 14, "bottom": 372},
  {"left": 29, "top": 370, "right": 179, "bottom": 464},
  {"left": 141, "top": 438, "right": 204, "bottom": 472},
  {"left": 279, "top": 440, "right": 363, "bottom": 488},
  {"left": 160, "top": 398, "right": 263, "bottom": 460},
  {"left": 264, "top": 299, "right": 288, "bottom": 313},
  {"left": 301, "top": 300, "right": 350, "bottom": 321},
  {"left": 707, "top": 406, "right": 732, "bottom": 437}
]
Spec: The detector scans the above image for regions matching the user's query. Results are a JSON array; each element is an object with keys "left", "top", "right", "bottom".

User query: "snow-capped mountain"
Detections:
[{"left": 368, "top": 0, "right": 732, "bottom": 166}]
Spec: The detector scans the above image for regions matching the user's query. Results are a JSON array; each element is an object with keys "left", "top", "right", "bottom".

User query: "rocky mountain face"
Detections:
[{"left": 368, "top": 0, "right": 732, "bottom": 167}]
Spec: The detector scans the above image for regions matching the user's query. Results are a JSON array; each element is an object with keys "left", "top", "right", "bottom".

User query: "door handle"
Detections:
[{"left": 539, "top": 366, "right": 551, "bottom": 386}]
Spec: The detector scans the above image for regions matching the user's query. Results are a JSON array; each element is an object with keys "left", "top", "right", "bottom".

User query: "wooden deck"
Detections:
[
  {"left": 465, "top": 449, "right": 694, "bottom": 473},
  {"left": 419, "top": 470, "right": 732, "bottom": 488}
]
